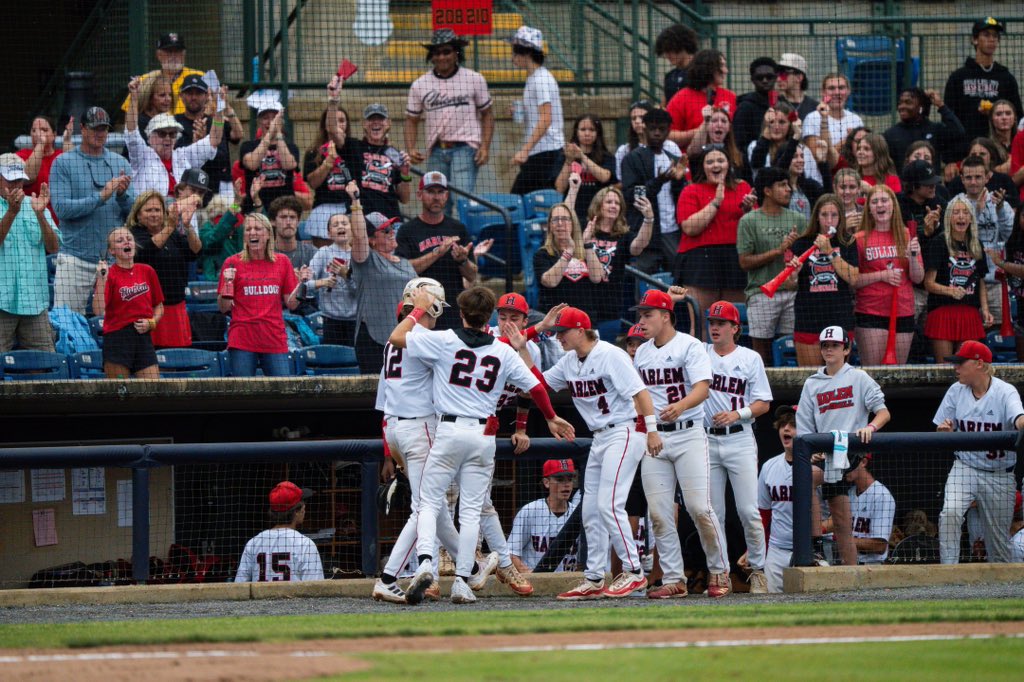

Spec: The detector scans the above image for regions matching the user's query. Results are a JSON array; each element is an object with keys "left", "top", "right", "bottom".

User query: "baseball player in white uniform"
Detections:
[
  {"left": 373, "top": 285, "right": 463, "bottom": 604},
  {"left": 846, "top": 456, "right": 895, "bottom": 564},
  {"left": 629, "top": 289, "right": 731, "bottom": 599},
  {"left": 934, "top": 340, "right": 1024, "bottom": 564},
  {"left": 235, "top": 482, "right": 324, "bottom": 582},
  {"left": 392, "top": 286, "right": 575, "bottom": 604},
  {"left": 797, "top": 325, "right": 890, "bottom": 567},
  {"left": 531, "top": 305, "right": 662, "bottom": 600},
  {"left": 704, "top": 300, "right": 773, "bottom": 593},
  {"left": 757, "top": 405, "right": 798, "bottom": 593},
  {"left": 508, "top": 459, "right": 581, "bottom": 573}
]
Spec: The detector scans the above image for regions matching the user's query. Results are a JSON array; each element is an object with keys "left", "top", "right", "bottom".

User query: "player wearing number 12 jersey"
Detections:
[
  {"left": 533, "top": 304, "right": 662, "bottom": 600},
  {"left": 631, "top": 290, "right": 730, "bottom": 599},
  {"left": 703, "top": 300, "right": 773, "bottom": 593},
  {"left": 391, "top": 286, "right": 574, "bottom": 605},
  {"left": 235, "top": 482, "right": 324, "bottom": 582}
]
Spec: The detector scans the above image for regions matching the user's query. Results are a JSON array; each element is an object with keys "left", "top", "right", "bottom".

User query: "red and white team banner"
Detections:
[{"left": 432, "top": 0, "right": 493, "bottom": 36}]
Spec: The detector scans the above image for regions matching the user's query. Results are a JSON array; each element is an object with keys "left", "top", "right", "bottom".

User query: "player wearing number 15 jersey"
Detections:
[
  {"left": 703, "top": 301, "right": 773, "bottom": 593},
  {"left": 534, "top": 305, "right": 662, "bottom": 601},
  {"left": 391, "top": 286, "right": 574, "bottom": 605},
  {"left": 235, "top": 482, "right": 324, "bottom": 583},
  {"left": 631, "top": 290, "right": 730, "bottom": 599}
]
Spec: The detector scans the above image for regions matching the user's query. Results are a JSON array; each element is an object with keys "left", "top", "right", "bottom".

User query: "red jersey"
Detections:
[
  {"left": 861, "top": 173, "right": 902, "bottom": 194},
  {"left": 676, "top": 181, "right": 752, "bottom": 254},
  {"left": 855, "top": 228, "right": 915, "bottom": 318},
  {"left": 220, "top": 253, "right": 298, "bottom": 353},
  {"left": 103, "top": 263, "right": 164, "bottom": 334},
  {"left": 1011, "top": 131, "right": 1024, "bottom": 203},
  {"left": 16, "top": 148, "right": 61, "bottom": 223},
  {"left": 666, "top": 87, "right": 737, "bottom": 133}
]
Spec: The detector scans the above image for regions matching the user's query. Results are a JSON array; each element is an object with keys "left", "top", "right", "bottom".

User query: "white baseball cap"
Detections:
[
  {"left": 508, "top": 26, "right": 544, "bottom": 52},
  {"left": 0, "top": 153, "right": 29, "bottom": 182},
  {"left": 145, "top": 113, "right": 184, "bottom": 137},
  {"left": 819, "top": 325, "right": 849, "bottom": 345}
]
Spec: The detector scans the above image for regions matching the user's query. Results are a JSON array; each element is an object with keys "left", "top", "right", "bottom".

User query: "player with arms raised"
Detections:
[
  {"left": 390, "top": 286, "right": 574, "bottom": 604},
  {"left": 631, "top": 290, "right": 731, "bottom": 599},
  {"left": 530, "top": 305, "right": 661, "bottom": 600}
]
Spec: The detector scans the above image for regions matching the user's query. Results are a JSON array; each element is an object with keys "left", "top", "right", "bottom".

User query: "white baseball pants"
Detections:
[
  {"left": 708, "top": 428, "right": 766, "bottom": 571},
  {"left": 939, "top": 460, "right": 1015, "bottom": 564},
  {"left": 416, "top": 418, "right": 496, "bottom": 577},
  {"left": 764, "top": 544, "right": 791, "bottom": 593},
  {"left": 442, "top": 475, "right": 513, "bottom": 568},
  {"left": 383, "top": 417, "right": 460, "bottom": 578},
  {"left": 642, "top": 424, "right": 728, "bottom": 581},
  {"left": 581, "top": 425, "right": 645, "bottom": 581}
]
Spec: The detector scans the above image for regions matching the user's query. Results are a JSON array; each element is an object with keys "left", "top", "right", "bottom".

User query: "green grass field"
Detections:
[{"left": 1, "top": 597, "right": 1023, "bottom": 649}]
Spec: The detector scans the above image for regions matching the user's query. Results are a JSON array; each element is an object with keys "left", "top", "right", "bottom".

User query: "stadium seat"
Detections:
[
  {"left": 305, "top": 311, "right": 325, "bottom": 343},
  {"left": 477, "top": 222, "right": 522, "bottom": 279},
  {"left": 772, "top": 335, "right": 797, "bottom": 367},
  {"left": 185, "top": 280, "right": 220, "bottom": 314},
  {"left": 156, "top": 349, "right": 223, "bottom": 378},
  {"left": 457, "top": 194, "right": 526, "bottom": 240},
  {"left": 296, "top": 344, "right": 360, "bottom": 375},
  {"left": 636, "top": 272, "right": 673, "bottom": 298},
  {"left": 986, "top": 331, "right": 1016, "bottom": 363},
  {"left": 596, "top": 319, "right": 626, "bottom": 343},
  {"left": 70, "top": 351, "right": 105, "bottom": 379},
  {"left": 520, "top": 219, "right": 547, "bottom": 308},
  {"left": 88, "top": 316, "right": 104, "bottom": 348},
  {"left": 1, "top": 350, "right": 70, "bottom": 380},
  {"left": 523, "top": 189, "right": 564, "bottom": 220},
  {"left": 836, "top": 36, "right": 919, "bottom": 116}
]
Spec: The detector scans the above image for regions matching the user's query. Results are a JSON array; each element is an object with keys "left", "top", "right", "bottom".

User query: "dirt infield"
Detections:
[{"left": 2, "top": 621, "right": 1023, "bottom": 681}]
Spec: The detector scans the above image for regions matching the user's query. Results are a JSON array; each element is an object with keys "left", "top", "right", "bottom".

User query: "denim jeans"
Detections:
[
  {"left": 228, "top": 349, "right": 292, "bottom": 377},
  {"left": 428, "top": 143, "right": 478, "bottom": 213}
]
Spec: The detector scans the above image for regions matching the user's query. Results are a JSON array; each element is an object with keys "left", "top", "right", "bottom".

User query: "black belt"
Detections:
[
  {"left": 396, "top": 416, "right": 430, "bottom": 421},
  {"left": 435, "top": 141, "right": 468, "bottom": 149},
  {"left": 707, "top": 424, "right": 745, "bottom": 436},
  {"left": 440, "top": 414, "right": 487, "bottom": 424},
  {"left": 657, "top": 420, "right": 697, "bottom": 433}
]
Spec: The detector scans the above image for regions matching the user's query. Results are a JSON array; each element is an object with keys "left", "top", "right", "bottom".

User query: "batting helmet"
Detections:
[{"left": 402, "top": 277, "right": 449, "bottom": 318}]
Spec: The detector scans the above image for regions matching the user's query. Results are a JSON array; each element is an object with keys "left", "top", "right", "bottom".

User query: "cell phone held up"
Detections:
[{"left": 634, "top": 186, "right": 647, "bottom": 200}]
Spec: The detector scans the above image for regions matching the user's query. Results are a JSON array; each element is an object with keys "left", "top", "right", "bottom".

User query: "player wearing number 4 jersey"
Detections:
[
  {"left": 631, "top": 290, "right": 730, "bottom": 599},
  {"left": 235, "top": 482, "right": 324, "bottom": 583},
  {"left": 935, "top": 340, "right": 1024, "bottom": 564},
  {"left": 391, "top": 286, "right": 574, "bottom": 605},
  {"left": 531, "top": 304, "right": 662, "bottom": 600},
  {"left": 704, "top": 300, "right": 773, "bottom": 594},
  {"left": 373, "top": 286, "right": 462, "bottom": 604}
]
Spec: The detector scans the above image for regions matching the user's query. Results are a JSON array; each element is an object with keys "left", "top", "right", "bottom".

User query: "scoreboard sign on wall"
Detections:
[{"left": 431, "top": 0, "right": 493, "bottom": 36}]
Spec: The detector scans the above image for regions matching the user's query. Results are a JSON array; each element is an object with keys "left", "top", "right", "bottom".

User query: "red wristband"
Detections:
[
  {"left": 515, "top": 412, "right": 529, "bottom": 431},
  {"left": 408, "top": 307, "right": 426, "bottom": 323},
  {"left": 867, "top": 424, "right": 877, "bottom": 432},
  {"left": 524, "top": 326, "right": 539, "bottom": 342}
]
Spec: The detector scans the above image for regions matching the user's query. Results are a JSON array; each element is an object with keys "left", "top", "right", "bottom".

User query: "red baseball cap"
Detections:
[
  {"left": 395, "top": 300, "right": 407, "bottom": 321},
  {"left": 550, "top": 307, "right": 591, "bottom": 332},
  {"left": 947, "top": 339, "right": 993, "bottom": 364},
  {"left": 707, "top": 300, "right": 740, "bottom": 325},
  {"left": 269, "top": 481, "right": 313, "bottom": 512},
  {"left": 627, "top": 323, "right": 646, "bottom": 339},
  {"left": 542, "top": 459, "right": 576, "bottom": 478},
  {"left": 630, "top": 289, "right": 674, "bottom": 312},
  {"left": 496, "top": 292, "right": 529, "bottom": 315}
]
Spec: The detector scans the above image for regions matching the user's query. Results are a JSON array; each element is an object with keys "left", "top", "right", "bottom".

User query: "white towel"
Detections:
[{"left": 825, "top": 430, "right": 850, "bottom": 483}]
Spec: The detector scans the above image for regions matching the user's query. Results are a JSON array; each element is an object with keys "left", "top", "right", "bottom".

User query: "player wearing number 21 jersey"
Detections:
[
  {"left": 235, "top": 482, "right": 324, "bottom": 582},
  {"left": 533, "top": 304, "right": 662, "bottom": 601},
  {"left": 631, "top": 290, "right": 731, "bottom": 599},
  {"left": 391, "top": 287, "right": 574, "bottom": 605}
]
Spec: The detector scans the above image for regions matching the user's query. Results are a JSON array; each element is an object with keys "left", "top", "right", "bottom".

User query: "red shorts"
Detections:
[
  {"left": 151, "top": 301, "right": 193, "bottom": 348},
  {"left": 924, "top": 304, "right": 984, "bottom": 342}
]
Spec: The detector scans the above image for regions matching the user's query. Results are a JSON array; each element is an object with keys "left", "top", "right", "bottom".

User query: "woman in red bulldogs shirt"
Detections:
[{"left": 218, "top": 213, "right": 305, "bottom": 376}]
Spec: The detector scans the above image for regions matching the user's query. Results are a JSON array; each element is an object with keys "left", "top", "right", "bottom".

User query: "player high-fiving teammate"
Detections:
[
  {"left": 391, "top": 286, "right": 574, "bottom": 605},
  {"left": 532, "top": 304, "right": 661, "bottom": 600}
]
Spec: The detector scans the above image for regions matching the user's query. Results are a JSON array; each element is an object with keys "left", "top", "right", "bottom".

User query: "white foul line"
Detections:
[{"left": 0, "top": 650, "right": 332, "bottom": 664}]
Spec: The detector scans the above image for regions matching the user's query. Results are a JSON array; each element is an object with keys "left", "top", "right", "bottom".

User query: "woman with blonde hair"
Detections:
[
  {"left": 218, "top": 212, "right": 307, "bottom": 376},
  {"left": 136, "top": 73, "right": 175, "bottom": 133},
  {"left": 923, "top": 195, "right": 991, "bottom": 362},
  {"left": 833, "top": 167, "right": 864, "bottom": 232},
  {"left": 534, "top": 202, "right": 604, "bottom": 312},
  {"left": 988, "top": 99, "right": 1017, "bottom": 172},
  {"left": 586, "top": 185, "right": 654, "bottom": 324},
  {"left": 854, "top": 132, "right": 901, "bottom": 193},
  {"left": 853, "top": 185, "right": 924, "bottom": 364}
]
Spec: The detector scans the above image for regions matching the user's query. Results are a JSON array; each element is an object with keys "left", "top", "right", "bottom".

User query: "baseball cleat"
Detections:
[
  {"left": 557, "top": 579, "right": 606, "bottom": 601},
  {"left": 438, "top": 548, "right": 456, "bottom": 576},
  {"left": 748, "top": 570, "right": 768, "bottom": 594},
  {"left": 424, "top": 581, "right": 441, "bottom": 601},
  {"left": 468, "top": 551, "right": 499, "bottom": 591},
  {"left": 602, "top": 572, "right": 648, "bottom": 598},
  {"left": 707, "top": 572, "right": 732, "bottom": 598},
  {"left": 451, "top": 576, "right": 477, "bottom": 604},
  {"left": 371, "top": 579, "right": 407, "bottom": 604},
  {"left": 496, "top": 563, "right": 534, "bottom": 596},
  {"left": 646, "top": 581, "right": 688, "bottom": 599},
  {"left": 405, "top": 559, "right": 433, "bottom": 606}
]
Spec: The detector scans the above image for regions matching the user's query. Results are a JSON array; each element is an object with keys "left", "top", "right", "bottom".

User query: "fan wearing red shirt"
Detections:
[
  {"left": 667, "top": 49, "right": 737, "bottom": 150},
  {"left": 92, "top": 228, "right": 165, "bottom": 379},
  {"left": 676, "top": 145, "right": 756, "bottom": 315},
  {"left": 16, "top": 116, "right": 68, "bottom": 223},
  {"left": 217, "top": 213, "right": 303, "bottom": 376}
]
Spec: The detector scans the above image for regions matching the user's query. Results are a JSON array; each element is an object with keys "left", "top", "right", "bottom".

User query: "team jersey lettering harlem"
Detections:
[
  {"left": 711, "top": 373, "right": 748, "bottom": 396},
  {"left": 119, "top": 283, "right": 149, "bottom": 302},
  {"left": 956, "top": 419, "right": 1003, "bottom": 433},
  {"left": 569, "top": 378, "right": 608, "bottom": 398},
  {"left": 769, "top": 484, "right": 793, "bottom": 502},
  {"left": 817, "top": 385, "right": 854, "bottom": 414},
  {"left": 853, "top": 517, "right": 872, "bottom": 534}
]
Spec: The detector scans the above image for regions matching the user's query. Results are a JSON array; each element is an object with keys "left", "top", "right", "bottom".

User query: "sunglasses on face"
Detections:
[
  {"left": 152, "top": 130, "right": 177, "bottom": 139},
  {"left": 432, "top": 47, "right": 456, "bottom": 56},
  {"left": 754, "top": 73, "right": 778, "bottom": 81}
]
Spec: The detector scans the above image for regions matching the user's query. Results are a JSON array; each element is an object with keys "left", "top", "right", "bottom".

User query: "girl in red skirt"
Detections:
[{"left": 923, "top": 195, "right": 992, "bottom": 362}]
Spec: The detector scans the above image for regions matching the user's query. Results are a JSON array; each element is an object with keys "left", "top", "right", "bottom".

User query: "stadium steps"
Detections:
[
  {"left": 384, "top": 39, "right": 550, "bottom": 61},
  {"left": 362, "top": 67, "right": 576, "bottom": 84}
]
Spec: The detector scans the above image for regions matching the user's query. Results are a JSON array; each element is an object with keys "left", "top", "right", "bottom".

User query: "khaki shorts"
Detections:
[
  {"left": 747, "top": 290, "right": 795, "bottom": 339},
  {"left": 0, "top": 310, "right": 55, "bottom": 352}
]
